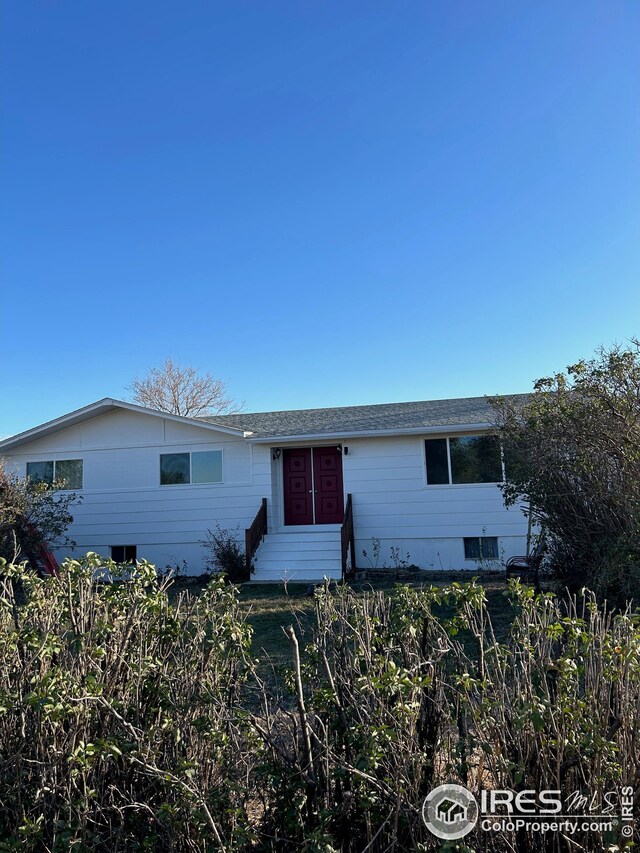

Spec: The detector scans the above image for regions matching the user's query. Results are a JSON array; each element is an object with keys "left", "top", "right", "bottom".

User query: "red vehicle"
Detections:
[{"left": 14, "top": 519, "right": 60, "bottom": 578}]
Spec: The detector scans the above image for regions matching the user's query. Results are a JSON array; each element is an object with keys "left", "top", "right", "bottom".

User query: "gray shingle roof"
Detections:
[{"left": 205, "top": 394, "right": 527, "bottom": 439}]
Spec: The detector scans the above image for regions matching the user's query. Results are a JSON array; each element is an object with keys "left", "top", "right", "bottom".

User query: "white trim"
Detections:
[
  {"left": 421, "top": 482, "right": 504, "bottom": 490},
  {"left": 248, "top": 443, "right": 256, "bottom": 486},
  {"left": 6, "top": 438, "right": 245, "bottom": 457},
  {"left": 247, "top": 422, "right": 493, "bottom": 444},
  {"left": 0, "top": 398, "right": 246, "bottom": 452},
  {"left": 20, "top": 482, "right": 254, "bottom": 496},
  {"left": 276, "top": 448, "right": 285, "bottom": 530}
]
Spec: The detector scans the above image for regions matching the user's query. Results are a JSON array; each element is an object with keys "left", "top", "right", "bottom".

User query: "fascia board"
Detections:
[{"left": 245, "top": 422, "right": 494, "bottom": 444}]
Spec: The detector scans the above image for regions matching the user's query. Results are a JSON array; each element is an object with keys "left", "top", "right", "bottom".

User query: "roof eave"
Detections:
[{"left": 245, "top": 422, "right": 494, "bottom": 443}]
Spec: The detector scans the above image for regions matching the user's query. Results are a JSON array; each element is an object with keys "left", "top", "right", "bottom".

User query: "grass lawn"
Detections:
[{"left": 171, "top": 571, "right": 518, "bottom": 667}]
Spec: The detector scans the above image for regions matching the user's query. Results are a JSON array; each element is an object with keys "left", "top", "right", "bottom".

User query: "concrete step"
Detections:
[
  {"left": 264, "top": 531, "right": 340, "bottom": 544},
  {"left": 256, "top": 540, "right": 340, "bottom": 554},
  {"left": 255, "top": 558, "right": 341, "bottom": 569},
  {"left": 253, "top": 562, "right": 342, "bottom": 582},
  {"left": 255, "top": 552, "right": 339, "bottom": 566},
  {"left": 252, "top": 526, "right": 342, "bottom": 581},
  {"left": 277, "top": 524, "right": 341, "bottom": 534},
  {"left": 254, "top": 549, "right": 340, "bottom": 563}
]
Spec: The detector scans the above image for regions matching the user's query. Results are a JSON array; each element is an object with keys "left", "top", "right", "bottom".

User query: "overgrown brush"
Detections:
[
  {"left": 0, "top": 554, "right": 255, "bottom": 851},
  {"left": 255, "top": 581, "right": 640, "bottom": 852},
  {"left": 493, "top": 342, "right": 640, "bottom": 605},
  {"left": 0, "top": 557, "right": 638, "bottom": 852}
]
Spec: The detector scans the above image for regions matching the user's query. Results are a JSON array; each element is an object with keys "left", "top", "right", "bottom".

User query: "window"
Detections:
[
  {"left": 424, "top": 438, "right": 449, "bottom": 485},
  {"left": 160, "top": 453, "right": 190, "bottom": 484},
  {"left": 449, "top": 436, "right": 502, "bottom": 484},
  {"left": 160, "top": 450, "right": 223, "bottom": 485},
  {"left": 111, "top": 545, "right": 137, "bottom": 563},
  {"left": 464, "top": 537, "right": 499, "bottom": 560},
  {"left": 26, "top": 461, "right": 54, "bottom": 485},
  {"left": 425, "top": 435, "right": 502, "bottom": 485},
  {"left": 191, "top": 451, "right": 223, "bottom": 484},
  {"left": 26, "top": 459, "right": 83, "bottom": 490}
]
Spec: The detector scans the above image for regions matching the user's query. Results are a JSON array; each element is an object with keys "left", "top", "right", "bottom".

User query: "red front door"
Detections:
[
  {"left": 283, "top": 446, "right": 344, "bottom": 525},
  {"left": 313, "top": 446, "right": 344, "bottom": 524},
  {"left": 283, "top": 448, "right": 313, "bottom": 525}
]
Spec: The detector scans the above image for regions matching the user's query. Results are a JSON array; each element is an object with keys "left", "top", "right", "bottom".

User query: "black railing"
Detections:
[
  {"left": 340, "top": 493, "right": 356, "bottom": 581},
  {"left": 245, "top": 498, "right": 267, "bottom": 576}
]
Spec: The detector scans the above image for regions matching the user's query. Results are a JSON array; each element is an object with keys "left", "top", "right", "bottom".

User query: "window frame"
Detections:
[
  {"left": 111, "top": 545, "right": 137, "bottom": 563},
  {"left": 159, "top": 449, "right": 224, "bottom": 486},
  {"left": 423, "top": 434, "right": 504, "bottom": 487},
  {"left": 26, "top": 459, "right": 83, "bottom": 490},
  {"left": 463, "top": 536, "right": 499, "bottom": 561}
]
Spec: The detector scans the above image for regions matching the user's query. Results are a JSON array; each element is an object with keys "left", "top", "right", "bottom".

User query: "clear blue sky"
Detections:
[{"left": 2, "top": 0, "right": 639, "bottom": 437}]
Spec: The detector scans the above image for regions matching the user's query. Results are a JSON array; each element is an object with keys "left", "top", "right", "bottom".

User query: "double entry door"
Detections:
[{"left": 283, "top": 446, "right": 344, "bottom": 525}]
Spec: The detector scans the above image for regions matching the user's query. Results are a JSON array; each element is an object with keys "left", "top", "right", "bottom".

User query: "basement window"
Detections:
[
  {"left": 160, "top": 450, "right": 223, "bottom": 485},
  {"left": 111, "top": 545, "right": 137, "bottom": 563},
  {"left": 26, "top": 459, "right": 83, "bottom": 490},
  {"left": 464, "top": 537, "right": 499, "bottom": 560}
]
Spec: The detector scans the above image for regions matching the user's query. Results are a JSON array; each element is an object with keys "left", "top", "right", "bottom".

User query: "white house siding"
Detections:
[
  {"left": 339, "top": 434, "right": 528, "bottom": 571},
  {"left": 2, "top": 408, "right": 529, "bottom": 578},
  {"left": 2, "top": 409, "right": 270, "bottom": 573}
]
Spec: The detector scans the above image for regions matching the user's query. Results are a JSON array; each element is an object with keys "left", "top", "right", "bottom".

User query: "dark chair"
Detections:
[{"left": 505, "top": 538, "right": 546, "bottom": 586}]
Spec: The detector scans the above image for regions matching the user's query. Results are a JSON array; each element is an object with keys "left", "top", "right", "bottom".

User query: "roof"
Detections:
[
  {"left": 206, "top": 394, "right": 527, "bottom": 441},
  {"left": 0, "top": 398, "right": 247, "bottom": 452},
  {"left": 0, "top": 394, "right": 528, "bottom": 452}
]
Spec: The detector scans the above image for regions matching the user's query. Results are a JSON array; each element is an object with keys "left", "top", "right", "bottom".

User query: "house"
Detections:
[
  {"left": 436, "top": 799, "right": 469, "bottom": 826},
  {"left": 0, "top": 395, "right": 529, "bottom": 580}
]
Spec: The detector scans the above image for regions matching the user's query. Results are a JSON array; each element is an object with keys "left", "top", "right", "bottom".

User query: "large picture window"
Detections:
[
  {"left": 425, "top": 435, "right": 502, "bottom": 485},
  {"left": 160, "top": 450, "right": 223, "bottom": 485},
  {"left": 26, "top": 459, "right": 83, "bottom": 490}
]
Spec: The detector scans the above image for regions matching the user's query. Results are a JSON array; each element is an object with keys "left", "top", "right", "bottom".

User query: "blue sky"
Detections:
[{"left": 2, "top": 0, "right": 639, "bottom": 437}]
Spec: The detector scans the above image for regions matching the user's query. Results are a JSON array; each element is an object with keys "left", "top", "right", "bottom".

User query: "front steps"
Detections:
[{"left": 252, "top": 525, "right": 342, "bottom": 581}]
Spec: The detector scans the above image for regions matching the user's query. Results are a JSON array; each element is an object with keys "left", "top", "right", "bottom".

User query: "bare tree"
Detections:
[{"left": 127, "top": 358, "right": 242, "bottom": 418}]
